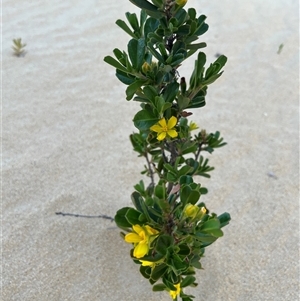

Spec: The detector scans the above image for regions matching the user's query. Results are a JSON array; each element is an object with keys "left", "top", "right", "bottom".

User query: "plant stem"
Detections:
[
  {"left": 145, "top": 151, "right": 155, "bottom": 189},
  {"left": 194, "top": 142, "right": 203, "bottom": 162}
]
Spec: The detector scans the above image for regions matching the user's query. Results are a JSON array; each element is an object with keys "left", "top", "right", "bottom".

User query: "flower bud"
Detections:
[
  {"left": 175, "top": 0, "right": 187, "bottom": 7},
  {"left": 184, "top": 204, "right": 199, "bottom": 219},
  {"left": 197, "top": 206, "right": 206, "bottom": 220},
  {"left": 142, "top": 62, "right": 151, "bottom": 74},
  {"left": 184, "top": 204, "right": 206, "bottom": 220},
  {"left": 189, "top": 121, "right": 199, "bottom": 131}
]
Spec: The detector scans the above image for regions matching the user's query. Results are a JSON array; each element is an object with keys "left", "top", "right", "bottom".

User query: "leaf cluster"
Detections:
[
  {"left": 12, "top": 38, "right": 26, "bottom": 57},
  {"left": 115, "top": 176, "right": 230, "bottom": 300}
]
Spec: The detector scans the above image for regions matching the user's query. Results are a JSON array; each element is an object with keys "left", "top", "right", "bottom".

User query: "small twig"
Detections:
[
  {"left": 55, "top": 212, "right": 114, "bottom": 222},
  {"left": 145, "top": 151, "right": 155, "bottom": 189},
  {"left": 194, "top": 142, "right": 203, "bottom": 162}
]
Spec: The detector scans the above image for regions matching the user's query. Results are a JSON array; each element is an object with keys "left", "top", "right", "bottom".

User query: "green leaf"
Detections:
[
  {"left": 134, "top": 180, "right": 145, "bottom": 194},
  {"left": 180, "top": 185, "right": 192, "bottom": 206},
  {"left": 162, "top": 277, "right": 176, "bottom": 291},
  {"left": 179, "top": 175, "right": 194, "bottom": 185},
  {"left": 187, "top": 42, "right": 206, "bottom": 50},
  {"left": 133, "top": 109, "right": 159, "bottom": 130},
  {"left": 177, "top": 24, "right": 190, "bottom": 36},
  {"left": 125, "top": 12, "right": 139, "bottom": 32},
  {"left": 129, "top": 0, "right": 164, "bottom": 18},
  {"left": 188, "top": 8, "right": 196, "bottom": 20},
  {"left": 177, "top": 244, "right": 190, "bottom": 256},
  {"left": 170, "top": 53, "right": 185, "bottom": 67},
  {"left": 181, "top": 276, "right": 196, "bottom": 288},
  {"left": 130, "top": 133, "right": 145, "bottom": 154},
  {"left": 144, "top": 18, "right": 159, "bottom": 40},
  {"left": 157, "top": 199, "right": 169, "bottom": 211},
  {"left": 187, "top": 190, "right": 200, "bottom": 205},
  {"left": 156, "top": 235, "right": 174, "bottom": 255},
  {"left": 154, "top": 184, "right": 165, "bottom": 199},
  {"left": 140, "top": 253, "right": 164, "bottom": 262},
  {"left": 104, "top": 55, "right": 129, "bottom": 73},
  {"left": 196, "top": 156, "right": 214, "bottom": 178},
  {"left": 196, "top": 52, "right": 206, "bottom": 83},
  {"left": 116, "top": 69, "right": 135, "bottom": 85},
  {"left": 138, "top": 213, "right": 147, "bottom": 222},
  {"left": 126, "top": 79, "right": 147, "bottom": 100},
  {"left": 202, "top": 72, "right": 223, "bottom": 86},
  {"left": 164, "top": 163, "right": 177, "bottom": 174},
  {"left": 140, "top": 265, "right": 151, "bottom": 279},
  {"left": 166, "top": 172, "right": 178, "bottom": 182},
  {"left": 199, "top": 187, "right": 208, "bottom": 194},
  {"left": 201, "top": 219, "right": 223, "bottom": 237},
  {"left": 152, "top": 283, "right": 167, "bottom": 291},
  {"left": 190, "top": 257, "right": 202, "bottom": 269},
  {"left": 143, "top": 86, "right": 159, "bottom": 104},
  {"left": 131, "top": 192, "right": 155, "bottom": 222},
  {"left": 113, "top": 48, "right": 126, "bottom": 64},
  {"left": 208, "top": 228, "right": 223, "bottom": 237},
  {"left": 114, "top": 207, "right": 132, "bottom": 228},
  {"left": 116, "top": 19, "right": 137, "bottom": 39},
  {"left": 150, "top": 263, "right": 168, "bottom": 281},
  {"left": 171, "top": 254, "right": 189, "bottom": 272},
  {"left": 178, "top": 165, "right": 193, "bottom": 177},
  {"left": 177, "top": 94, "right": 190, "bottom": 110},
  {"left": 194, "top": 232, "right": 217, "bottom": 245},
  {"left": 125, "top": 208, "right": 142, "bottom": 225},
  {"left": 151, "top": 0, "right": 164, "bottom": 8},
  {"left": 128, "top": 38, "right": 146, "bottom": 70},
  {"left": 148, "top": 43, "right": 164, "bottom": 61},
  {"left": 131, "top": 191, "right": 144, "bottom": 213},
  {"left": 169, "top": 270, "right": 179, "bottom": 283},
  {"left": 187, "top": 96, "right": 206, "bottom": 109},
  {"left": 218, "top": 212, "right": 231, "bottom": 228},
  {"left": 195, "top": 15, "right": 209, "bottom": 36},
  {"left": 162, "top": 81, "right": 179, "bottom": 103}
]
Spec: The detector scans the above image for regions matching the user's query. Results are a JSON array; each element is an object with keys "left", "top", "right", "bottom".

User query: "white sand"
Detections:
[{"left": 2, "top": 0, "right": 299, "bottom": 300}]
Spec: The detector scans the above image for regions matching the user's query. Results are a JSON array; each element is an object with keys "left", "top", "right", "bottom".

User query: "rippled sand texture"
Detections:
[{"left": 2, "top": 0, "right": 299, "bottom": 300}]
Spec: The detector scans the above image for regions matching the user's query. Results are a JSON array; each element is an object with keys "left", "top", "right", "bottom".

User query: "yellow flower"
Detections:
[
  {"left": 184, "top": 204, "right": 206, "bottom": 220},
  {"left": 189, "top": 121, "right": 199, "bottom": 131},
  {"left": 169, "top": 283, "right": 181, "bottom": 299},
  {"left": 150, "top": 116, "right": 178, "bottom": 141},
  {"left": 124, "top": 225, "right": 159, "bottom": 258}
]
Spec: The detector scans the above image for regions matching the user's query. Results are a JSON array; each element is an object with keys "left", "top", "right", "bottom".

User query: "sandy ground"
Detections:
[{"left": 2, "top": 0, "right": 299, "bottom": 300}]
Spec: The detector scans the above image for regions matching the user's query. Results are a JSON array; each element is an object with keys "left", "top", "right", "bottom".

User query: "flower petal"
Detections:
[
  {"left": 158, "top": 118, "right": 167, "bottom": 128},
  {"left": 167, "top": 129, "right": 178, "bottom": 138},
  {"left": 157, "top": 132, "right": 167, "bottom": 141},
  {"left": 124, "top": 233, "right": 142, "bottom": 243},
  {"left": 150, "top": 124, "right": 163, "bottom": 133},
  {"left": 169, "top": 283, "right": 181, "bottom": 299},
  {"left": 133, "top": 242, "right": 149, "bottom": 258},
  {"left": 145, "top": 225, "right": 159, "bottom": 235},
  {"left": 167, "top": 116, "right": 177, "bottom": 129},
  {"left": 132, "top": 224, "right": 144, "bottom": 235},
  {"left": 139, "top": 260, "right": 155, "bottom": 267}
]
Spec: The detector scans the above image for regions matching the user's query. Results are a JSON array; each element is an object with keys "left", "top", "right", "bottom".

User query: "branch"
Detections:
[
  {"left": 145, "top": 151, "right": 155, "bottom": 189},
  {"left": 194, "top": 142, "right": 203, "bottom": 162}
]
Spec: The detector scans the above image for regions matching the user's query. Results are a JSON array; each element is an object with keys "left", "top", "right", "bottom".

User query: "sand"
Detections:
[{"left": 2, "top": 0, "right": 299, "bottom": 300}]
